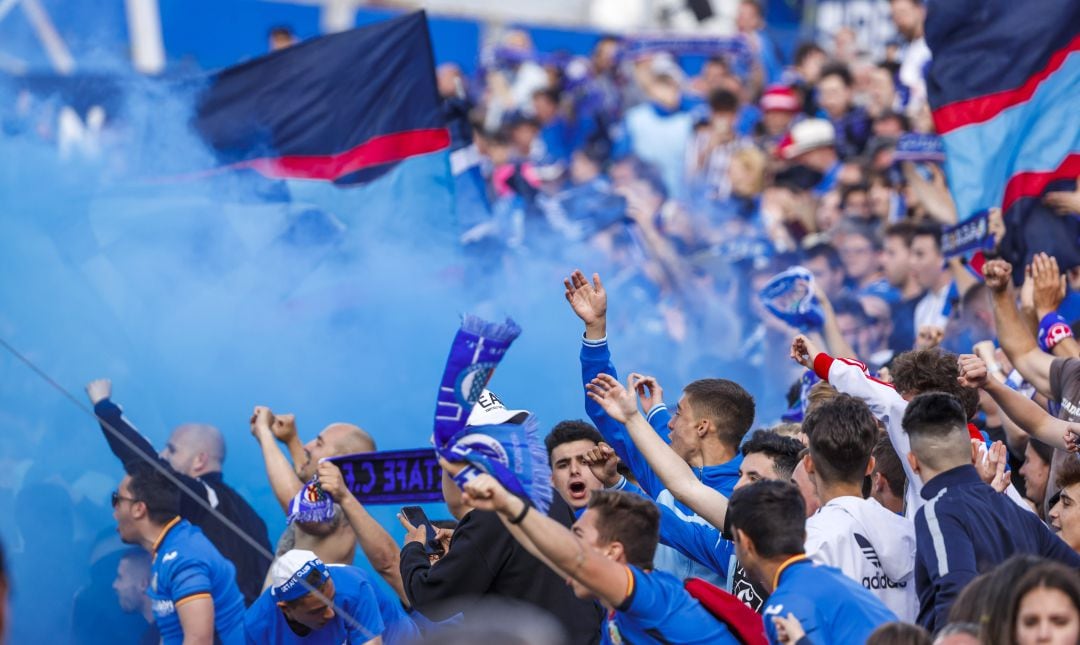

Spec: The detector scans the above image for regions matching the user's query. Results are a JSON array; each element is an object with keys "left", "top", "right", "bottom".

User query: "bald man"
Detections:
[
  {"left": 249, "top": 408, "right": 406, "bottom": 606},
  {"left": 86, "top": 379, "right": 272, "bottom": 606}
]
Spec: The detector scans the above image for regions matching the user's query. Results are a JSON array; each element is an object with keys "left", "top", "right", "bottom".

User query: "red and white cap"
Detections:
[
  {"left": 759, "top": 85, "right": 800, "bottom": 113},
  {"left": 779, "top": 118, "right": 835, "bottom": 160}
]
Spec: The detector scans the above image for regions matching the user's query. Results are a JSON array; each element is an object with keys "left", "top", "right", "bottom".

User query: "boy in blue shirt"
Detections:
[
  {"left": 113, "top": 462, "right": 246, "bottom": 645},
  {"left": 727, "top": 480, "right": 896, "bottom": 644},
  {"left": 244, "top": 549, "right": 385, "bottom": 644},
  {"left": 455, "top": 469, "right": 741, "bottom": 644}
]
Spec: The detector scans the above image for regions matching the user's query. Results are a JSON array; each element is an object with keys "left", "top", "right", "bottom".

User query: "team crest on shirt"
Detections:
[
  {"left": 162, "top": 551, "right": 178, "bottom": 562},
  {"left": 606, "top": 618, "right": 624, "bottom": 645}
]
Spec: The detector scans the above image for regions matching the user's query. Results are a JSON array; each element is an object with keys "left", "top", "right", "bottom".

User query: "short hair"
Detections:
[
  {"left": 1054, "top": 455, "right": 1080, "bottom": 490},
  {"left": 794, "top": 42, "right": 825, "bottom": 67},
  {"left": 532, "top": 88, "right": 560, "bottom": 105},
  {"left": 127, "top": 461, "right": 181, "bottom": 525},
  {"left": 742, "top": 431, "right": 805, "bottom": 480},
  {"left": 586, "top": 490, "right": 660, "bottom": 570},
  {"left": 804, "top": 395, "right": 878, "bottom": 485},
  {"left": 119, "top": 548, "right": 152, "bottom": 578},
  {"left": 805, "top": 381, "right": 840, "bottom": 415},
  {"left": 740, "top": 0, "right": 764, "bottom": 16},
  {"left": 883, "top": 220, "right": 918, "bottom": 247},
  {"left": 891, "top": 349, "right": 979, "bottom": 419},
  {"left": 833, "top": 296, "right": 871, "bottom": 326},
  {"left": 544, "top": 420, "right": 603, "bottom": 462},
  {"left": 901, "top": 392, "right": 971, "bottom": 470},
  {"left": 682, "top": 379, "right": 756, "bottom": 446},
  {"left": 820, "top": 62, "right": 854, "bottom": 87},
  {"left": 708, "top": 88, "right": 739, "bottom": 114},
  {"left": 866, "top": 622, "right": 931, "bottom": 645},
  {"left": 803, "top": 242, "right": 844, "bottom": 271},
  {"left": 912, "top": 221, "right": 943, "bottom": 252},
  {"left": 839, "top": 219, "right": 883, "bottom": 251},
  {"left": 269, "top": 25, "right": 295, "bottom": 39},
  {"left": 872, "top": 435, "right": 906, "bottom": 498},
  {"left": 728, "top": 480, "right": 806, "bottom": 559},
  {"left": 1027, "top": 436, "right": 1054, "bottom": 467}
]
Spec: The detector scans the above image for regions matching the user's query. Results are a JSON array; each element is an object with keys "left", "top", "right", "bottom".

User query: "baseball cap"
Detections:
[
  {"left": 780, "top": 118, "right": 835, "bottom": 160},
  {"left": 271, "top": 549, "right": 330, "bottom": 601},
  {"left": 466, "top": 389, "right": 529, "bottom": 427},
  {"left": 650, "top": 53, "right": 685, "bottom": 84},
  {"left": 759, "top": 85, "right": 800, "bottom": 113}
]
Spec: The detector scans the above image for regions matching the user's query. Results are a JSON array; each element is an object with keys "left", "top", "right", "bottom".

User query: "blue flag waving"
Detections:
[
  {"left": 194, "top": 11, "right": 450, "bottom": 185},
  {"left": 926, "top": 0, "right": 1080, "bottom": 274}
]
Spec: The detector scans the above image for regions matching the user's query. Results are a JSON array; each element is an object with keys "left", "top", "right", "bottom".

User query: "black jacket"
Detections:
[
  {"left": 400, "top": 495, "right": 602, "bottom": 644},
  {"left": 94, "top": 398, "right": 272, "bottom": 605}
]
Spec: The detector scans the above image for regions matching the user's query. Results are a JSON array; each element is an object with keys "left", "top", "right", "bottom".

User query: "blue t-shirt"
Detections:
[
  {"left": 763, "top": 557, "right": 896, "bottom": 645},
  {"left": 334, "top": 565, "right": 419, "bottom": 645},
  {"left": 601, "top": 566, "right": 738, "bottom": 645},
  {"left": 149, "top": 518, "right": 246, "bottom": 645},
  {"left": 244, "top": 566, "right": 385, "bottom": 644}
]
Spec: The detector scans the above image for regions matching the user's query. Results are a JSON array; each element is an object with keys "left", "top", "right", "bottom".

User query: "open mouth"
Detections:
[{"left": 569, "top": 481, "right": 588, "bottom": 498}]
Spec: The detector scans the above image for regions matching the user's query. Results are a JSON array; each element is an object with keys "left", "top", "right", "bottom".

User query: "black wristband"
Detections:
[{"left": 508, "top": 500, "right": 532, "bottom": 525}]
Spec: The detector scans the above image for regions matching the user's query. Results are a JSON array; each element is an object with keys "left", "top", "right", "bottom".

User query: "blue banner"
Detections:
[{"left": 328, "top": 448, "right": 443, "bottom": 505}]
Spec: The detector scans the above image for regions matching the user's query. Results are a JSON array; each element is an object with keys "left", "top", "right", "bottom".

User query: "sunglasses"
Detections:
[{"left": 111, "top": 490, "right": 140, "bottom": 508}]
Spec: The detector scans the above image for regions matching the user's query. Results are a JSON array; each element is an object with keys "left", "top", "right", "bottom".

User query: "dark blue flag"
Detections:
[{"left": 194, "top": 11, "right": 450, "bottom": 185}]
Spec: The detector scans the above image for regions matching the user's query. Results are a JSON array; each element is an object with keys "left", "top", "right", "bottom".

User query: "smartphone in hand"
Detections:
[{"left": 402, "top": 505, "right": 444, "bottom": 556}]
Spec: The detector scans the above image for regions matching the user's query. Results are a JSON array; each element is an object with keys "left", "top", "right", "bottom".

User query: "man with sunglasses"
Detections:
[{"left": 113, "top": 462, "right": 246, "bottom": 645}]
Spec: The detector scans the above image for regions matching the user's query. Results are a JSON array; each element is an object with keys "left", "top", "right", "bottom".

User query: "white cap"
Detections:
[
  {"left": 782, "top": 118, "right": 836, "bottom": 159},
  {"left": 466, "top": 389, "right": 529, "bottom": 426},
  {"left": 650, "top": 53, "right": 685, "bottom": 84},
  {"left": 270, "top": 549, "right": 329, "bottom": 600}
]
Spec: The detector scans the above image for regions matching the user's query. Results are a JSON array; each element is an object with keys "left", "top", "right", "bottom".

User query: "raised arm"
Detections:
[
  {"left": 317, "top": 461, "right": 407, "bottom": 605},
  {"left": 250, "top": 406, "right": 304, "bottom": 512},
  {"left": 984, "top": 259, "right": 1055, "bottom": 396},
  {"left": 958, "top": 354, "right": 1072, "bottom": 451},
  {"left": 1031, "top": 253, "right": 1080, "bottom": 358},
  {"left": 462, "top": 473, "right": 635, "bottom": 609},
  {"left": 585, "top": 373, "right": 730, "bottom": 530},
  {"left": 86, "top": 378, "right": 165, "bottom": 472}
]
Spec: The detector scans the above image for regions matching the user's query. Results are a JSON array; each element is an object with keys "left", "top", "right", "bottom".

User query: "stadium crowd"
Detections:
[{"left": 3, "top": 0, "right": 1080, "bottom": 643}]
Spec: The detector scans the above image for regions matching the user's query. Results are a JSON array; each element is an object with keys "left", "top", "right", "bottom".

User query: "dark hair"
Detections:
[
  {"left": 872, "top": 435, "right": 906, "bottom": 498},
  {"left": 532, "top": 88, "right": 561, "bottom": 105},
  {"left": 912, "top": 221, "right": 943, "bottom": 252},
  {"left": 883, "top": 220, "right": 918, "bottom": 247},
  {"left": 833, "top": 296, "right": 871, "bottom": 325},
  {"left": 704, "top": 55, "right": 731, "bottom": 72},
  {"left": 708, "top": 88, "right": 739, "bottom": 114},
  {"left": 1054, "top": 454, "right": 1080, "bottom": 490},
  {"left": 545, "top": 420, "right": 603, "bottom": 462},
  {"left": 951, "top": 554, "right": 1046, "bottom": 644},
  {"left": 803, "top": 242, "right": 844, "bottom": 271},
  {"left": 794, "top": 42, "right": 826, "bottom": 67},
  {"left": 268, "top": 25, "right": 294, "bottom": 39},
  {"left": 728, "top": 481, "right": 806, "bottom": 558},
  {"left": 127, "top": 461, "right": 181, "bottom": 525},
  {"left": 741, "top": 431, "right": 805, "bottom": 481},
  {"left": 431, "top": 519, "right": 458, "bottom": 531},
  {"left": 1027, "top": 436, "right": 1054, "bottom": 467},
  {"left": 587, "top": 490, "right": 660, "bottom": 569},
  {"left": 1003, "top": 562, "right": 1080, "bottom": 645},
  {"left": 820, "top": 62, "right": 854, "bottom": 87},
  {"left": 865, "top": 622, "right": 931, "bottom": 645},
  {"left": 902, "top": 392, "right": 967, "bottom": 439},
  {"left": 839, "top": 219, "right": 883, "bottom": 251},
  {"left": 682, "top": 379, "right": 756, "bottom": 446},
  {"left": 891, "top": 349, "right": 979, "bottom": 419},
  {"left": 804, "top": 395, "right": 878, "bottom": 485}
]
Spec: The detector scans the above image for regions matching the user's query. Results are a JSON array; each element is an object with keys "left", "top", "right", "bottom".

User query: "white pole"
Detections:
[
  {"left": 124, "top": 0, "right": 166, "bottom": 74},
  {"left": 20, "top": 0, "right": 74, "bottom": 74}
]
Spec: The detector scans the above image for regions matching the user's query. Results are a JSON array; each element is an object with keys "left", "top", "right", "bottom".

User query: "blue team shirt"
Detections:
[
  {"left": 149, "top": 517, "right": 246, "bottom": 645},
  {"left": 244, "top": 565, "right": 385, "bottom": 644},
  {"left": 601, "top": 566, "right": 738, "bottom": 645},
  {"left": 335, "top": 565, "right": 419, "bottom": 645},
  {"left": 763, "top": 556, "right": 896, "bottom": 645}
]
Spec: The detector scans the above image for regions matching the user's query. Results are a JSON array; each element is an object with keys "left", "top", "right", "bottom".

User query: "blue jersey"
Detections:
[
  {"left": 763, "top": 556, "right": 896, "bottom": 645},
  {"left": 149, "top": 518, "right": 246, "bottom": 645},
  {"left": 329, "top": 565, "right": 419, "bottom": 645},
  {"left": 244, "top": 565, "right": 385, "bottom": 644},
  {"left": 601, "top": 566, "right": 738, "bottom": 645}
]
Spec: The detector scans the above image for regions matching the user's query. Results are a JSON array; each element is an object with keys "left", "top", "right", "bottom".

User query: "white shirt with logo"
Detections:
[{"left": 805, "top": 496, "right": 918, "bottom": 622}]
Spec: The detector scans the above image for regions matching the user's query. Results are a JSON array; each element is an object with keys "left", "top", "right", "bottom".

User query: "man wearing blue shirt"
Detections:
[
  {"left": 728, "top": 480, "right": 896, "bottom": 644},
  {"left": 245, "top": 550, "right": 385, "bottom": 645},
  {"left": 565, "top": 270, "right": 755, "bottom": 586},
  {"left": 457, "top": 471, "right": 741, "bottom": 645},
  {"left": 113, "top": 462, "right": 246, "bottom": 645}
]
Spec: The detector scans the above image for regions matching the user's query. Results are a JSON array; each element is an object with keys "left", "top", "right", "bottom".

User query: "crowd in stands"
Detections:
[{"left": 3, "top": 0, "right": 1080, "bottom": 643}]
